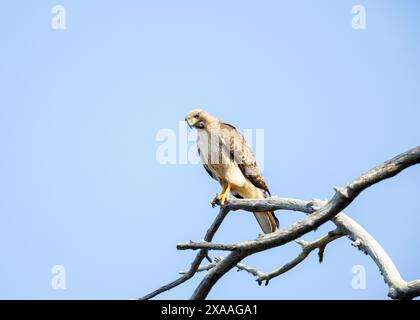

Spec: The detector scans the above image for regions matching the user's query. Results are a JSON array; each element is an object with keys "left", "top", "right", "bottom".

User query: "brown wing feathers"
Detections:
[
  {"left": 222, "top": 122, "right": 270, "bottom": 193},
  {"left": 221, "top": 122, "right": 279, "bottom": 231}
]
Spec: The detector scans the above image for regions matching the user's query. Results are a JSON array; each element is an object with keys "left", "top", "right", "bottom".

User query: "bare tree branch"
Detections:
[
  {"left": 190, "top": 146, "right": 420, "bottom": 299},
  {"left": 139, "top": 207, "right": 230, "bottom": 300},
  {"left": 140, "top": 146, "right": 420, "bottom": 300},
  {"left": 202, "top": 198, "right": 420, "bottom": 299},
  {"left": 179, "top": 261, "right": 219, "bottom": 275},
  {"left": 256, "top": 229, "right": 345, "bottom": 285},
  {"left": 331, "top": 209, "right": 420, "bottom": 300},
  {"left": 196, "top": 229, "right": 345, "bottom": 286}
]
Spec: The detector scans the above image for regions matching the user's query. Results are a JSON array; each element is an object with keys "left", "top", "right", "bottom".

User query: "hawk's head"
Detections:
[{"left": 185, "top": 109, "right": 213, "bottom": 129}]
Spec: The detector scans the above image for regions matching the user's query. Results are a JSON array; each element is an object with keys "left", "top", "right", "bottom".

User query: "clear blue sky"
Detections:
[{"left": 0, "top": 1, "right": 419, "bottom": 299}]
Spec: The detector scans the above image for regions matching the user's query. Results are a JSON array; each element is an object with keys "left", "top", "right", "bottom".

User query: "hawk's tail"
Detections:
[
  {"left": 235, "top": 186, "right": 279, "bottom": 234},
  {"left": 253, "top": 191, "right": 279, "bottom": 234},
  {"left": 253, "top": 211, "right": 279, "bottom": 234}
]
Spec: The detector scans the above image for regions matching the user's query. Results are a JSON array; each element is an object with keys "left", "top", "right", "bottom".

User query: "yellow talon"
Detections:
[
  {"left": 211, "top": 183, "right": 232, "bottom": 207},
  {"left": 219, "top": 183, "right": 231, "bottom": 206}
]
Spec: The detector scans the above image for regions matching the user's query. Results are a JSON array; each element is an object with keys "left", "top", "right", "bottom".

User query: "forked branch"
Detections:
[
  {"left": 141, "top": 146, "right": 420, "bottom": 300},
  {"left": 192, "top": 228, "right": 345, "bottom": 286}
]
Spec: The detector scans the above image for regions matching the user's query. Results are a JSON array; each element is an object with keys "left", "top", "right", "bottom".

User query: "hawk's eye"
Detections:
[{"left": 194, "top": 113, "right": 200, "bottom": 119}]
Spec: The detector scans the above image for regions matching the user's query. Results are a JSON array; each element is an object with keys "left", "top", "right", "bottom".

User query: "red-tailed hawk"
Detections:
[{"left": 185, "top": 109, "right": 279, "bottom": 234}]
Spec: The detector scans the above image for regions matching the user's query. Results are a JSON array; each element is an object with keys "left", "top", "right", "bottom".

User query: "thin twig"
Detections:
[{"left": 197, "top": 229, "right": 345, "bottom": 286}]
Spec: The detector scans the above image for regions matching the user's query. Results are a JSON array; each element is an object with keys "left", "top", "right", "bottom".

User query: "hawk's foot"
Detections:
[
  {"left": 211, "top": 194, "right": 221, "bottom": 207},
  {"left": 211, "top": 193, "right": 225, "bottom": 207},
  {"left": 211, "top": 183, "right": 232, "bottom": 207}
]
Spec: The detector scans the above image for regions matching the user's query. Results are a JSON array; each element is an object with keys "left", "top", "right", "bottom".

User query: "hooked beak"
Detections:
[{"left": 185, "top": 116, "right": 198, "bottom": 128}]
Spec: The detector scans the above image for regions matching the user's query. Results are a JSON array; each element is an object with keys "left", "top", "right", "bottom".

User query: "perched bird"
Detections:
[{"left": 185, "top": 109, "right": 279, "bottom": 234}]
